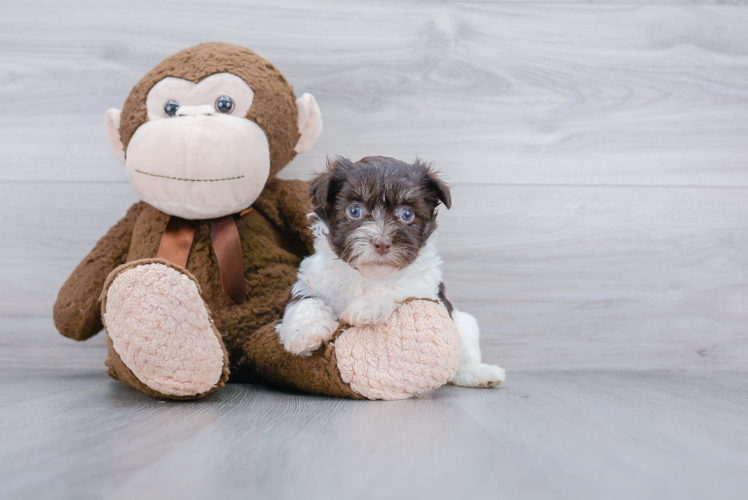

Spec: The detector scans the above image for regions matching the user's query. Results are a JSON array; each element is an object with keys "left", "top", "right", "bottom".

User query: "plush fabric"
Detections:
[
  {"left": 55, "top": 177, "right": 314, "bottom": 372},
  {"left": 102, "top": 260, "right": 228, "bottom": 397},
  {"left": 55, "top": 43, "right": 461, "bottom": 401},
  {"left": 335, "top": 300, "right": 461, "bottom": 400},
  {"left": 237, "top": 300, "right": 460, "bottom": 401},
  {"left": 125, "top": 111, "right": 271, "bottom": 219},
  {"left": 118, "top": 43, "right": 299, "bottom": 178},
  {"left": 239, "top": 322, "right": 365, "bottom": 400},
  {"left": 105, "top": 108, "right": 125, "bottom": 163},
  {"left": 293, "top": 93, "right": 322, "bottom": 153},
  {"left": 146, "top": 73, "right": 255, "bottom": 121},
  {"left": 54, "top": 201, "right": 149, "bottom": 341},
  {"left": 57, "top": 180, "right": 461, "bottom": 400}
]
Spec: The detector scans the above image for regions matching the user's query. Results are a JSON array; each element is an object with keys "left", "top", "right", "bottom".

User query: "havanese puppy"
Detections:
[{"left": 276, "top": 156, "right": 505, "bottom": 388}]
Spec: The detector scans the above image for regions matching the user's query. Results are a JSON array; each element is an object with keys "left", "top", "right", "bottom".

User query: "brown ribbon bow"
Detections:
[{"left": 156, "top": 211, "right": 249, "bottom": 304}]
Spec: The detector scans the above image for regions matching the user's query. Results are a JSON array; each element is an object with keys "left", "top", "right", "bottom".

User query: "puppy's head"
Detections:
[{"left": 309, "top": 156, "right": 451, "bottom": 278}]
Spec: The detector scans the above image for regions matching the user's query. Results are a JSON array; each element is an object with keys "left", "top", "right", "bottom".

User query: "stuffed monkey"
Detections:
[{"left": 54, "top": 43, "right": 460, "bottom": 401}]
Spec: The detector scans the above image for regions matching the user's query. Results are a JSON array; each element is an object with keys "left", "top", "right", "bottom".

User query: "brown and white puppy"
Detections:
[{"left": 277, "top": 156, "right": 505, "bottom": 388}]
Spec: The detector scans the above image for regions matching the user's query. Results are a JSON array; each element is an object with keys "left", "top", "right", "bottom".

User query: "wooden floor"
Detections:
[
  {"left": 1, "top": 0, "right": 747, "bottom": 498},
  {"left": 0, "top": 370, "right": 746, "bottom": 500}
]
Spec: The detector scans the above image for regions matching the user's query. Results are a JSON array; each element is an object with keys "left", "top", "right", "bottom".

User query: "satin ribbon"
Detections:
[{"left": 157, "top": 212, "right": 248, "bottom": 304}]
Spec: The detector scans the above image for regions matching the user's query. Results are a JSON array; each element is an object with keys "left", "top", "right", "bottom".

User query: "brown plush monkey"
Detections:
[{"left": 54, "top": 43, "right": 460, "bottom": 400}]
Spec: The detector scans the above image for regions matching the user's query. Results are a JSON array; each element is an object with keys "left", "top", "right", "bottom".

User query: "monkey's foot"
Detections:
[
  {"left": 334, "top": 300, "right": 461, "bottom": 400},
  {"left": 101, "top": 259, "right": 229, "bottom": 399}
]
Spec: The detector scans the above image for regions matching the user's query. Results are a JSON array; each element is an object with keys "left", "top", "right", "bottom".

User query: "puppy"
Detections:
[{"left": 276, "top": 156, "right": 505, "bottom": 388}]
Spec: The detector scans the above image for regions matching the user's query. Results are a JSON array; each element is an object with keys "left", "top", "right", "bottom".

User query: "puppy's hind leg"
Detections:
[{"left": 449, "top": 309, "right": 506, "bottom": 388}]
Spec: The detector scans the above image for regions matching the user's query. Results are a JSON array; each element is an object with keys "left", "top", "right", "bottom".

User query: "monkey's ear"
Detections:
[
  {"left": 105, "top": 108, "right": 126, "bottom": 164},
  {"left": 294, "top": 93, "right": 323, "bottom": 154}
]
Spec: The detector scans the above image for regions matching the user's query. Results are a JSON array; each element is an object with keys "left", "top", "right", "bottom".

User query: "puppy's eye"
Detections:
[
  {"left": 399, "top": 209, "right": 414, "bottom": 222},
  {"left": 215, "top": 96, "right": 235, "bottom": 114},
  {"left": 164, "top": 100, "right": 180, "bottom": 117},
  {"left": 347, "top": 205, "right": 363, "bottom": 219}
]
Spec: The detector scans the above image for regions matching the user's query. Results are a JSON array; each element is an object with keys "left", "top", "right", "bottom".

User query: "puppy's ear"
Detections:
[
  {"left": 308, "top": 168, "right": 333, "bottom": 211},
  {"left": 309, "top": 156, "right": 353, "bottom": 218},
  {"left": 420, "top": 162, "right": 452, "bottom": 209}
]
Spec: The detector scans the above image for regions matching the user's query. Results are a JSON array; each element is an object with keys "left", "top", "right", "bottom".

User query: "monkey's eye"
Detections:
[
  {"left": 399, "top": 209, "right": 414, "bottom": 222},
  {"left": 215, "top": 96, "right": 235, "bottom": 114},
  {"left": 164, "top": 100, "right": 180, "bottom": 117},
  {"left": 347, "top": 205, "right": 363, "bottom": 219}
]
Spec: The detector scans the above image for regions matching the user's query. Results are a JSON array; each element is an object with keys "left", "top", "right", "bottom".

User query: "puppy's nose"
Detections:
[{"left": 372, "top": 238, "right": 392, "bottom": 255}]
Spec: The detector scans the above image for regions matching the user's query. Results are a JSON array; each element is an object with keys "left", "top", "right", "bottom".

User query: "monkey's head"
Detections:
[{"left": 105, "top": 43, "right": 322, "bottom": 219}]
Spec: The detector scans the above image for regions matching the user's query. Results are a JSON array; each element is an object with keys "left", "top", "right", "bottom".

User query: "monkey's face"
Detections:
[
  {"left": 122, "top": 73, "right": 269, "bottom": 219},
  {"left": 105, "top": 44, "right": 323, "bottom": 220}
]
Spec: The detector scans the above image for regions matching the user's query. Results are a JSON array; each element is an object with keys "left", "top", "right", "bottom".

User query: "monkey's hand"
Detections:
[
  {"left": 54, "top": 201, "right": 147, "bottom": 341},
  {"left": 276, "top": 297, "right": 338, "bottom": 356},
  {"left": 340, "top": 296, "right": 395, "bottom": 327}
]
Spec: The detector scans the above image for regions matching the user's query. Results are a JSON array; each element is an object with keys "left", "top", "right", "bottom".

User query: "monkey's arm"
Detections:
[
  {"left": 253, "top": 177, "right": 315, "bottom": 256},
  {"left": 54, "top": 201, "right": 147, "bottom": 341}
]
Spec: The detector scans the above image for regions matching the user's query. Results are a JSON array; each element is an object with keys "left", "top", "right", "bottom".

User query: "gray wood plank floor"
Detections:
[
  {"left": 1, "top": 1, "right": 747, "bottom": 499},
  {"left": 1, "top": 370, "right": 746, "bottom": 500}
]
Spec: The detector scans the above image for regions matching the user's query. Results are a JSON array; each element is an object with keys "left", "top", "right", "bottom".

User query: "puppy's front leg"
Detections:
[
  {"left": 340, "top": 295, "right": 395, "bottom": 327},
  {"left": 276, "top": 297, "right": 339, "bottom": 356},
  {"left": 449, "top": 309, "right": 506, "bottom": 388}
]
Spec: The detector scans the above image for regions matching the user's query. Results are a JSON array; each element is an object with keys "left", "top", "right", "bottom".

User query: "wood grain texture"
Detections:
[
  {"left": 1, "top": 3, "right": 747, "bottom": 499},
  {"left": 1, "top": 370, "right": 746, "bottom": 500},
  {"left": 2, "top": 181, "right": 746, "bottom": 371},
  {"left": 1, "top": 1, "right": 747, "bottom": 370},
  {"left": 0, "top": 1, "right": 747, "bottom": 186}
]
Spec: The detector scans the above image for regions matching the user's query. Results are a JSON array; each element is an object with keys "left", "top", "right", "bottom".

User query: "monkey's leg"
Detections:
[
  {"left": 101, "top": 259, "right": 229, "bottom": 400},
  {"left": 235, "top": 300, "right": 461, "bottom": 400}
]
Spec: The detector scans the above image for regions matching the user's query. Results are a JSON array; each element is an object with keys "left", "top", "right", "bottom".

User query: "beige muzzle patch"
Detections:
[{"left": 126, "top": 113, "right": 270, "bottom": 219}]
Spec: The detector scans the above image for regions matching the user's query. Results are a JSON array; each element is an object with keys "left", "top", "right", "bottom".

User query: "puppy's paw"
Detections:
[
  {"left": 276, "top": 299, "right": 338, "bottom": 356},
  {"left": 340, "top": 297, "right": 394, "bottom": 326},
  {"left": 450, "top": 363, "right": 506, "bottom": 388},
  {"left": 278, "top": 322, "right": 337, "bottom": 356}
]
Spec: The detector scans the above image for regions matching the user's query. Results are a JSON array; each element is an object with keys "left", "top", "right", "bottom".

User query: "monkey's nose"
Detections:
[
  {"left": 175, "top": 105, "right": 215, "bottom": 117},
  {"left": 372, "top": 238, "right": 392, "bottom": 255}
]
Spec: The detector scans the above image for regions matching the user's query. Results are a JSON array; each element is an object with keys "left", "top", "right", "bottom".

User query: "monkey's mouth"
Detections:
[{"left": 134, "top": 169, "right": 245, "bottom": 182}]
